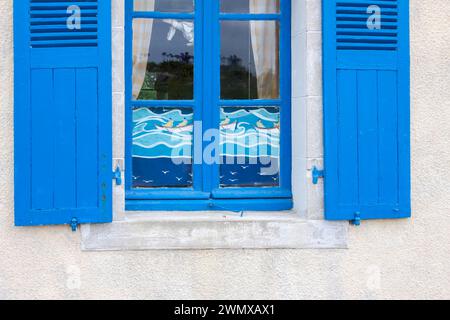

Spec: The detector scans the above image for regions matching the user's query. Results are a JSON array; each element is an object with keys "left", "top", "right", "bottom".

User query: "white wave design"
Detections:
[
  {"left": 133, "top": 108, "right": 193, "bottom": 123},
  {"left": 222, "top": 108, "right": 279, "bottom": 122},
  {"left": 134, "top": 131, "right": 192, "bottom": 141},
  {"left": 133, "top": 140, "right": 192, "bottom": 149},
  {"left": 133, "top": 155, "right": 192, "bottom": 159},
  {"left": 249, "top": 109, "right": 279, "bottom": 122},
  {"left": 135, "top": 116, "right": 167, "bottom": 125},
  {"left": 221, "top": 131, "right": 280, "bottom": 142},
  {"left": 220, "top": 141, "right": 279, "bottom": 148},
  {"left": 133, "top": 122, "right": 149, "bottom": 135},
  {"left": 132, "top": 107, "right": 280, "bottom": 159}
]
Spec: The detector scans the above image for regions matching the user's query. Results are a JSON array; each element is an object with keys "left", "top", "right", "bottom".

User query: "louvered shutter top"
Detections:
[
  {"left": 30, "top": 0, "right": 98, "bottom": 48},
  {"left": 336, "top": 0, "right": 399, "bottom": 51}
]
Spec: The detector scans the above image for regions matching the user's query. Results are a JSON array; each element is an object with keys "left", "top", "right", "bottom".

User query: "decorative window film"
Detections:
[
  {"left": 132, "top": 107, "right": 194, "bottom": 188},
  {"left": 220, "top": 107, "right": 280, "bottom": 187}
]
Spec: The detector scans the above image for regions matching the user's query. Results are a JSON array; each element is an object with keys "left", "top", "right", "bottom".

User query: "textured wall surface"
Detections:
[{"left": 1, "top": 0, "right": 450, "bottom": 299}]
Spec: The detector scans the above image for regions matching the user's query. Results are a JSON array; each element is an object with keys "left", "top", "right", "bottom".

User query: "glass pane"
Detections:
[
  {"left": 134, "top": 0, "right": 195, "bottom": 13},
  {"left": 220, "top": 107, "right": 280, "bottom": 187},
  {"left": 221, "top": 20, "right": 279, "bottom": 100},
  {"left": 132, "top": 107, "right": 194, "bottom": 188},
  {"left": 132, "top": 19, "right": 194, "bottom": 100},
  {"left": 221, "top": 0, "right": 280, "bottom": 14}
]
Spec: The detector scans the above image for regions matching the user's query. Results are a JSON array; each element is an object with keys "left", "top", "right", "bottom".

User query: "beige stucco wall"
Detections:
[{"left": 1, "top": 0, "right": 450, "bottom": 299}]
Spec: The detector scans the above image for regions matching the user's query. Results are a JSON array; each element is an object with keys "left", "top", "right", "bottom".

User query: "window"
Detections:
[{"left": 125, "top": 0, "right": 292, "bottom": 211}]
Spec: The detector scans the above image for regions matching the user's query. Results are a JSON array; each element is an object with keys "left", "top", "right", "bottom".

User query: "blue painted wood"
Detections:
[
  {"left": 336, "top": 70, "right": 358, "bottom": 206},
  {"left": 126, "top": 199, "right": 293, "bottom": 212},
  {"left": 76, "top": 69, "right": 100, "bottom": 208},
  {"left": 378, "top": 71, "right": 399, "bottom": 205},
  {"left": 357, "top": 70, "right": 379, "bottom": 206},
  {"left": 14, "top": 1, "right": 112, "bottom": 226},
  {"left": 30, "top": 69, "right": 54, "bottom": 210},
  {"left": 124, "top": 0, "right": 134, "bottom": 191},
  {"left": 323, "top": 0, "right": 411, "bottom": 221},
  {"left": 195, "top": 0, "right": 206, "bottom": 194},
  {"left": 205, "top": 0, "right": 218, "bottom": 195},
  {"left": 54, "top": 69, "right": 77, "bottom": 209},
  {"left": 125, "top": 0, "right": 292, "bottom": 210}
]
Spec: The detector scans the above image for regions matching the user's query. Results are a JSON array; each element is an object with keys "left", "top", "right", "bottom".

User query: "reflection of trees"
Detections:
[
  {"left": 138, "top": 52, "right": 257, "bottom": 100},
  {"left": 223, "top": 54, "right": 241, "bottom": 66},
  {"left": 221, "top": 55, "right": 258, "bottom": 99},
  {"left": 162, "top": 51, "right": 193, "bottom": 64},
  {"left": 138, "top": 52, "right": 194, "bottom": 100}
]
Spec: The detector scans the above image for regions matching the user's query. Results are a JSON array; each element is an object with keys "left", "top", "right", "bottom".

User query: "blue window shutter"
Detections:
[
  {"left": 322, "top": 0, "right": 410, "bottom": 222},
  {"left": 14, "top": 1, "right": 112, "bottom": 227}
]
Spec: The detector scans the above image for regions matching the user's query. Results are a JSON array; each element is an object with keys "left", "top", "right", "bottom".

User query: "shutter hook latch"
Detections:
[
  {"left": 312, "top": 166, "right": 325, "bottom": 185},
  {"left": 352, "top": 212, "right": 361, "bottom": 226},
  {"left": 70, "top": 218, "right": 79, "bottom": 232},
  {"left": 113, "top": 166, "right": 122, "bottom": 186}
]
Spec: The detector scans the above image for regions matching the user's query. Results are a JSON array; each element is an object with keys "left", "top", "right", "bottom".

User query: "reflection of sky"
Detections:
[
  {"left": 154, "top": 0, "right": 194, "bottom": 13},
  {"left": 221, "top": 20, "right": 256, "bottom": 76},
  {"left": 220, "top": 0, "right": 250, "bottom": 13},
  {"left": 147, "top": 0, "right": 256, "bottom": 73},
  {"left": 153, "top": 0, "right": 253, "bottom": 13},
  {"left": 148, "top": 19, "right": 194, "bottom": 63}
]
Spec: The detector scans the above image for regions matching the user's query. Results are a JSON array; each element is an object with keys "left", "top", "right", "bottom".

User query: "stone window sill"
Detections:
[{"left": 80, "top": 211, "right": 348, "bottom": 251}]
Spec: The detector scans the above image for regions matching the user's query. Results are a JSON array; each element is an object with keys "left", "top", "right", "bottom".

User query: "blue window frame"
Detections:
[{"left": 125, "top": 0, "right": 292, "bottom": 211}]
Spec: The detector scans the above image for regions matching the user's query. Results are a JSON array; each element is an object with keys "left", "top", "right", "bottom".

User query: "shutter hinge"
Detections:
[
  {"left": 352, "top": 212, "right": 361, "bottom": 226},
  {"left": 312, "top": 166, "right": 324, "bottom": 184},
  {"left": 113, "top": 166, "right": 122, "bottom": 185},
  {"left": 70, "top": 218, "right": 79, "bottom": 232}
]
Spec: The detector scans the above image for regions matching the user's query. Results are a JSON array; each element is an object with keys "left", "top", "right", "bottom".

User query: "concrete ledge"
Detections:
[{"left": 80, "top": 212, "right": 348, "bottom": 251}]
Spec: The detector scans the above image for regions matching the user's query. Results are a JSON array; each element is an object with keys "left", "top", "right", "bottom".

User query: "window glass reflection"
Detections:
[
  {"left": 221, "top": 20, "right": 279, "bottom": 100},
  {"left": 133, "top": 19, "right": 194, "bottom": 100},
  {"left": 221, "top": 0, "right": 280, "bottom": 14},
  {"left": 134, "top": 0, "right": 195, "bottom": 13}
]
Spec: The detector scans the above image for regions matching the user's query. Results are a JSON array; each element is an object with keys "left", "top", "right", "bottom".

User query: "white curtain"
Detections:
[
  {"left": 250, "top": 0, "right": 280, "bottom": 99},
  {"left": 132, "top": 0, "right": 155, "bottom": 99}
]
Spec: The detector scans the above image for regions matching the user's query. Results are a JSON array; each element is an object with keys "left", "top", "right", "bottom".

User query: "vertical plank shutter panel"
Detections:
[
  {"left": 323, "top": 0, "right": 410, "bottom": 222},
  {"left": 14, "top": 1, "right": 112, "bottom": 227}
]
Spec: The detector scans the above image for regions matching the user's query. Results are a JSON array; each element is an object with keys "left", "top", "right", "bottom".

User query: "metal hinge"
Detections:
[
  {"left": 312, "top": 166, "right": 324, "bottom": 184},
  {"left": 113, "top": 166, "right": 122, "bottom": 185},
  {"left": 352, "top": 212, "right": 361, "bottom": 226},
  {"left": 70, "top": 218, "right": 79, "bottom": 232}
]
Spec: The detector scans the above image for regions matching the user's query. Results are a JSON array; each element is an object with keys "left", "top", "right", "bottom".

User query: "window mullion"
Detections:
[{"left": 200, "top": 0, "right": 219, "bottom": 194}]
